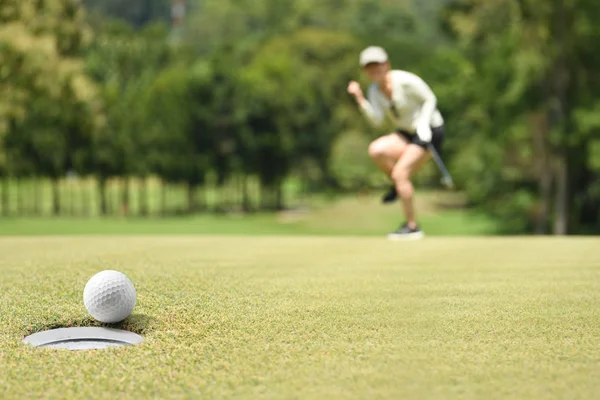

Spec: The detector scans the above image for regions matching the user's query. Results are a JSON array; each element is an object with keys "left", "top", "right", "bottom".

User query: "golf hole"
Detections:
[{"left": 23, "top": 327, "right": 144, "bottom": 350}]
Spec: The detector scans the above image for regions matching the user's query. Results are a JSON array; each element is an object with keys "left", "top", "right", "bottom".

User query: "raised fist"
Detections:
[{"left": 347, "top": 81, "right": 363, "bottom": 97}]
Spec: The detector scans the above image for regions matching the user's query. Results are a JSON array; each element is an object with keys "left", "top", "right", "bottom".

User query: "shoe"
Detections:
[
  {"left": 382, "top": 185, "right": 398, "bottom": 204},
  {"left": 387, "top": 222, "right": 424, "bottom": 240}
]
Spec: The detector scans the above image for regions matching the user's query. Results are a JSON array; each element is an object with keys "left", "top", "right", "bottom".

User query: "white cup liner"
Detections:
[{"left": 23, "top": 327, "right": 144, "bottom": 350}]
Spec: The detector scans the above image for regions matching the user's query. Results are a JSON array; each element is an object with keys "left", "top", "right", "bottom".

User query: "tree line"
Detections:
[{"left": 1, "top": 0, "right": 599, "bottom": 234}]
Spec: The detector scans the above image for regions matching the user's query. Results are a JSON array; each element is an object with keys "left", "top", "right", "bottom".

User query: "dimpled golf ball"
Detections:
[{"left": 83, "top": 270, "right": 136, "bottom": 323}]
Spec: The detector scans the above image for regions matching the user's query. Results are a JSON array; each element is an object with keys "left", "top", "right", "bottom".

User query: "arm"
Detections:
[
  {"left": 406, "top": 74, "right": 437, "bottom": 142},
  {"left": 348, "top": 81, "right": 384, "bottom": 126},
  {"left": 358, "top": 85, "right": 385, "bottom": 126}
]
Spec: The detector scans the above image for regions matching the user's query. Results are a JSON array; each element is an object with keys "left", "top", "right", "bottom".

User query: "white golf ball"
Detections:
[{"left": 83, "top": 270, "right": 136, "bottom": 323}]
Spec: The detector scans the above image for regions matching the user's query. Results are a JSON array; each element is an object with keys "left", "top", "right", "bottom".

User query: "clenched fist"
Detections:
[{"left": 347, "top": 81, "right": 363, "bottom": 98}]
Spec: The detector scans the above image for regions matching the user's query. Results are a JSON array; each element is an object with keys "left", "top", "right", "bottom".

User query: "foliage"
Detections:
[
  {"left": 0, "top": 0, "right": 99, "bottom": 175},
  {"left": 2, "top": 0, "right": 600, "bottom": 233}
]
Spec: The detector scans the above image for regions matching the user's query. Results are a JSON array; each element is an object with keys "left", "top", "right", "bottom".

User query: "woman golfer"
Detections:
[{"left": 347, "top": 46, "right": 445, "bottom": 240}]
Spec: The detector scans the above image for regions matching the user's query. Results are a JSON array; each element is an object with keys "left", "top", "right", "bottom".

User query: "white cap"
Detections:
[{"left": 359, "top": 46, "right": 388, "bottom": 67}]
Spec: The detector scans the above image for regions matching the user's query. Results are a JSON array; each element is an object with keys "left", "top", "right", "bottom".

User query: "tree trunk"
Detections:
[
  {"left": 242, "top": 175, "right": 250, "bottom": 212},
  {"left": 160, "top": 181, "right": 167, "bottom": 216},
  {"left": 33, "top": 177, "right": 42, "bottom": 216},
  {"left": 260, "top": 183, "right": 279, "bottom": 211},
  {"left": 69, "top": 180, "right": 75, "bottom": 217},
  {"left": 553, "top": 156, "right": 569, "bottom": 234},
  {"left": 260, "top": 183, "right": 269, "bottom": 211},
  {"left": 302, "top": 165, "right": 309, "bottom": 200},
  {"left": 98, "top": 178, "right": 108, "bottom": 216},
  {"left": 15, "top": 178, "right": 23, "bottom": 215},
  {"left": 82, "top": 178, "right": 91, "bottom": 217},
  {"left": 551, "top": 0, "right": 569, "bottom": 235},
  {"left": 1, "top": 177, "right": 8, "bottom": 216},
  {"left": 198, "top": 185, "right": 206, "bottom": 211},
  {"left": 109, "top": 180, "right": 114, "bottom": 215},
  {"left": 187, "top": 182, "right": 196, "bottom": 213},
  {"left": 121, "top": 177, "right": 130, "bottom": 216},
  {"left": 276, "top": 180, "right": 284, "bottom": 211},
  {"left": 224, "top": 180, "right": 232, "bottom": 211},
  {"left": 51, "top": 178, "right": 60, "bottom": 216},
  {"left": 139, "top": 177, "right": 148, "bottom": 216},
  {"left": 529, "top": 112, "right": 553, "bottom": 234},
  {"left": 537, "top": 168, "right": 553, "bottom": 234}
]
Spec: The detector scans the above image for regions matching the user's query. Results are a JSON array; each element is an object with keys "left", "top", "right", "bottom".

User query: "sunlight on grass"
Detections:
[
  {"left": 0, "top": 191, "right": 499, "bottom": 236},
  {"left": 1, "top": 236, "right": 599, "bottom": 399}
]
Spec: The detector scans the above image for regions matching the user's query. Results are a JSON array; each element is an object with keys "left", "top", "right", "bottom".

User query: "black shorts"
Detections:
[{"left": 396, "top": 125, "right": 444, "bottom": 154}]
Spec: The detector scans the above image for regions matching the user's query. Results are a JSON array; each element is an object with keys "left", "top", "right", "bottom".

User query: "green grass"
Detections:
[
  {"left": 0, "top": 191, "right": 499, "bottom": 236},
  {"left": 1, "top": 236, "right": 600, "bottom": 399}
]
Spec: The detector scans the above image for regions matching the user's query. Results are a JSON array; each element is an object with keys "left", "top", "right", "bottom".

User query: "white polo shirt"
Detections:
[{"left": 359, "top": 70, "right": 444, "bottom": 140}]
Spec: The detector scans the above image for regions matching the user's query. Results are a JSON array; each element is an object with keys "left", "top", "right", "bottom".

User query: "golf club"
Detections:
[{"left": 427, "top": 143, "right": 455, "bottom": 189}]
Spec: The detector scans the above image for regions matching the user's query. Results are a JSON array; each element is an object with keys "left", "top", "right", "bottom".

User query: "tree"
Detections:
[
  {"left": 240, "top": 28, "right": 364, "bottom": 204},
  {"left": 0, "top": 0, "right": 100, "bottom": 215},
  {"left": 441, "top": 0, "right": 600, "bottom": 234},
  {"left": 85, "top": 20, "right": 174, "bottom": 215}
]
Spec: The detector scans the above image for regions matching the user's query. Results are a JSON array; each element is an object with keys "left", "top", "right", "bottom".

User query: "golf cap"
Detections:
[{"left": 359, "top": 46, "right": 388, "bottom": 67}]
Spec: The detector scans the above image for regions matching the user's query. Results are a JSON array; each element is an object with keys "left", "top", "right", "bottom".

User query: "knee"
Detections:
[
  {"left": 368, "top": 141, "right": 386, "bottom": 159},
  {"left": 391, "top": 165, "right": 411, "bottom": 183}
]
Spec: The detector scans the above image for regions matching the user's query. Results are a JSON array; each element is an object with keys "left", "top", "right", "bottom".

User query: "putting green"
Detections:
[{"left": 1, "top": 236, "right": 599, "bottom": 399}]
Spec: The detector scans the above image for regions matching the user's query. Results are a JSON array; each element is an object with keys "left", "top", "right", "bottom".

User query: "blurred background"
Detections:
[{"left": 1, "top": 0, "right": 599, "bottom": 236}]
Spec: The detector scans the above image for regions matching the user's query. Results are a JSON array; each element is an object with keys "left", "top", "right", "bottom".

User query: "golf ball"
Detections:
[{"left": 83, "top": 270, "right": 136, "bottom": 323}]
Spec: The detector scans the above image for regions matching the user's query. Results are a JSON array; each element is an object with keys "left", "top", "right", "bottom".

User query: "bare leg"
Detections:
[
  {"left": 391, "top": 144, "right": 430, "bottom": 228},
  {"left": 368, "top": 133, "right": 409, "bottom": 178}
]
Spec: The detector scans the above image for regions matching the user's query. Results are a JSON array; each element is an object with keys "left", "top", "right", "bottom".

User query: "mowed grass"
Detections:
[
  {"left": 1, "top": 236, "right": 600, "bottom": 399},
  {"left": 0, "top": 191, "right": 499, "bottom": 237}
]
